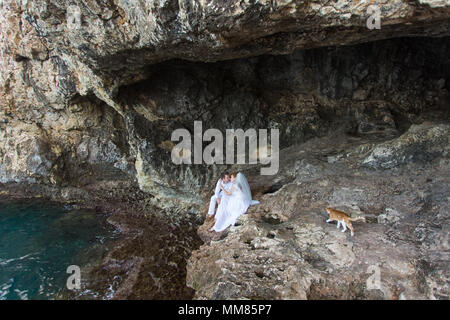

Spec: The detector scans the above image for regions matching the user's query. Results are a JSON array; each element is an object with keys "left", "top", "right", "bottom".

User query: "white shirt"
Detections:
[{"left": 214, "top": 179, "right": 231, "bottom": 198}]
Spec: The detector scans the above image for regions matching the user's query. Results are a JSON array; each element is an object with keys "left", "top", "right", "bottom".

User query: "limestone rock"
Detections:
[
  {"left": 187, "top": 129, "right": 449, "bottom": 299},
  {"left": 363, "top": 123, "right": 450, "bottom": 169},
  {"left": 377, "top": 208, "right": 402, "bottom": 224},
  {"left": 0, "top": 0, "right": 449, "bottom": 300}
]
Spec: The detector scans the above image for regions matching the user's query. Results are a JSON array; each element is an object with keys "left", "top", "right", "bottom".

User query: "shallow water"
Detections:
[{"left": 0, "top": 199, "right": 117, "bottom": 300}]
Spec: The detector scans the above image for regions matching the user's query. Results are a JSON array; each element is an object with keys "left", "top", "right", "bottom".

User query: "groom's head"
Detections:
[{"left": 221, "top": 172, "right": 231, "bottom": 183}]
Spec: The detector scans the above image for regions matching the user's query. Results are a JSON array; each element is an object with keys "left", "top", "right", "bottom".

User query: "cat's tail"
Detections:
[{"left": 350, "top": 216, "right": 366, "bottom": 222}]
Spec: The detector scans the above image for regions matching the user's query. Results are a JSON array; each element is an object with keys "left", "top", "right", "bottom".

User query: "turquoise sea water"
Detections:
[{"left": 0, "top": 199, "right": 117, "bottom": 300}]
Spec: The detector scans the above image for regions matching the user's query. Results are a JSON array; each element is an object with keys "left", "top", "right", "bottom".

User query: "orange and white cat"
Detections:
[{"left": 326, "top": 207, "right": 366, "bottom": 236}]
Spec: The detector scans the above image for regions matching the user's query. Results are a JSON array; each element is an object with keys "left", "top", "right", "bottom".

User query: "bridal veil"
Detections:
[{"left": 236, "top": 172, "right": 260, "bottom": 205}]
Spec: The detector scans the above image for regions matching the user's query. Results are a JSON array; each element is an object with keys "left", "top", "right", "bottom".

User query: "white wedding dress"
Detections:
[{"left": 212, "top": 173, "right": 259, "bottom": 232}]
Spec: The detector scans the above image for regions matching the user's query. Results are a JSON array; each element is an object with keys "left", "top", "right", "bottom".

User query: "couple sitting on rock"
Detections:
[{"left": 207, "top": 171, "right": 259, "bottom": 233}]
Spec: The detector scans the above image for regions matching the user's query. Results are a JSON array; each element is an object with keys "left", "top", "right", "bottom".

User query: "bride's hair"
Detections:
[{"left": 230, "top": 172, "right": 238, "bottom": 178}]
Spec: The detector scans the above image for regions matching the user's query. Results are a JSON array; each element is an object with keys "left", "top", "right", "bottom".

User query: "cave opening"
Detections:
[{"left": 116, "top": 36, "right": 449, "bottom": 157}]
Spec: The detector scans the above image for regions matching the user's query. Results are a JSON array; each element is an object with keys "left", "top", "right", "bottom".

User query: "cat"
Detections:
[{"left": 326, "top": 207, "right": 366, "bottom": 236}]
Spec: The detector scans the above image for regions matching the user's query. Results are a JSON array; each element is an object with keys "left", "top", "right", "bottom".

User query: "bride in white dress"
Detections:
[{"left": 210, "top": 172, "right": 259, "bottom": 232}]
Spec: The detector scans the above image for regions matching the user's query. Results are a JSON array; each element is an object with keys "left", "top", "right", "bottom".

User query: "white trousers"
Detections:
[{"left": 208, "top": 194, "right": 221, "bottom": 215}]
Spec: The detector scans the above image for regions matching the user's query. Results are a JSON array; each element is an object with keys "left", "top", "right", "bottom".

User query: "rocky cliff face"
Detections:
[
  {"left": 1, "top": 0, "right": 449, "bottom": 209},
  {"left": 0, "top": 0, "right": 449, "bottom": 299},
  {"left": 2, "top": 0, "right": 449, "bottom": 101}
]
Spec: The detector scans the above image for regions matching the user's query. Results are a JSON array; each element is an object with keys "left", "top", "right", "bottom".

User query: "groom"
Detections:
[{"left": 207, "top": 172, "right": 232, "bottom": 219}]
